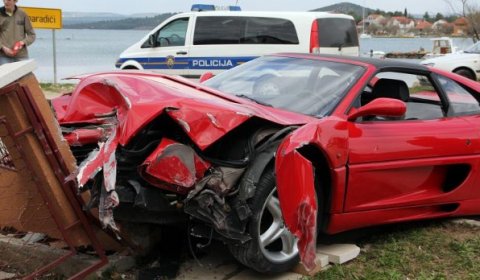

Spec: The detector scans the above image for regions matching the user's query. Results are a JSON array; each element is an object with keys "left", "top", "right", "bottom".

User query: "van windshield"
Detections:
[
  {"left": 317, "top": 18, "right": 359, "bottom": 48},
  {"left": 464, "top": 41, "right": 480, "bottom": 54},
  {"left": 204, "top": 56, "right": 365, "bottom": 117}
]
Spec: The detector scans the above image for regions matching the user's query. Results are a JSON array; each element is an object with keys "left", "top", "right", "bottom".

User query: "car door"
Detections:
[
  {"left": 141, "top": 16, "right": 192, "bottom": 76},
  {"left": 345, "top": 71, "right": 480, "bottom": 212}
]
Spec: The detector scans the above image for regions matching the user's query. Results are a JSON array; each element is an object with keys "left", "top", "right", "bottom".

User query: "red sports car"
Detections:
[{"left": 52, "top": 54, "right": 480, "bottom": 273}]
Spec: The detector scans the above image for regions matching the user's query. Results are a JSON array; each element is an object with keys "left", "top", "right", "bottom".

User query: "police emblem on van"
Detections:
[{"left": 166, "top": 56, "right": 175, "bottom": 69}]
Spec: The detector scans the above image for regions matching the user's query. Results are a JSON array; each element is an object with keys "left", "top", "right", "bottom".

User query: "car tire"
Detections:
[
  {"left": 228, "top": 168, "right": 299, "bottom": 273},
  {"left": 454, "top": 68, "right": 475, "bottom": 80}
]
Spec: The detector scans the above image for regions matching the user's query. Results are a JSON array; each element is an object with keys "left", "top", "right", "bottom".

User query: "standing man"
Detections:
[{"left": 0, "top": 0, "right": 35, "bottom": 65}]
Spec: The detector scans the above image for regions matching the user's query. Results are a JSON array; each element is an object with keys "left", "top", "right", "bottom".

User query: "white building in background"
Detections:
[{"left": 388, "top": 16, "right": 415, "bottom": 33}]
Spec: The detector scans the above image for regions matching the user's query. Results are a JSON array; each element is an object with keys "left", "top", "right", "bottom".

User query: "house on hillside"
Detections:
[
  {"left": 387, "top": 16, "right": 415, "bottom": 34},
  {"left": 365, "top": 14, "right": 386, "bottom": 27},
  {"left": 357, "top": 14, "right": 387, "bottom": 34},
  {"left": 453, "top": 17, "right": 470, "bottom": 36},
  {"left": 432, "top": 19, "right": 454, "bottom": 35},
  {"left": 415, "top": 19, "right": 433, "bottom": 35}
]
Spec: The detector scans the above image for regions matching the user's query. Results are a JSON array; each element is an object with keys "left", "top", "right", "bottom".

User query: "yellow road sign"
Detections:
[{"left": 21, "top": 7, "right": 62, "bottom": 29}]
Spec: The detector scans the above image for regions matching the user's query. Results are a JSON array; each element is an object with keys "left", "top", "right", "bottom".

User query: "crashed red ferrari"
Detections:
[{"left": 52, "top": 54, "right": 480, "bottom": 273}]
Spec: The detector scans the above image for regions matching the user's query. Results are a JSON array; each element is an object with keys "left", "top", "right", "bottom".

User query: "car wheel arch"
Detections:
[
  {"left": 453, "top": 67, "right": 476, "bottom": 80},
  {"left": 235, "top": 127, "right": 299, "bottom": 204},
  {"left": 123, "top": 65, "right": 139, "bottom": 70},
  {"left": 120, "top": 60, "right": 143, "bottom": 70},
  {"left": 238, "top": 141, "right": 333, "bottom": 227}
]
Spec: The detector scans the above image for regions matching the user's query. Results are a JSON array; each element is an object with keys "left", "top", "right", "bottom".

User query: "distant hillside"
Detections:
[
  {"left": 61, "top": 2, "right": 417, "bottom": 30},
  {"left": 63, "top": 12, "right": 127, "bottom": 25},
  {"left": 312, "top": 2, "right": 373, "bottom": 20},
  {"left": 64, "top": 13, "right": 176, "bottom": 30}
]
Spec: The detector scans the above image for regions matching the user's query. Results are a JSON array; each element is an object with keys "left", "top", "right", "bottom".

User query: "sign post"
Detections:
[{"left": 21, "top": 7, "right": 62, "bottom": 84}]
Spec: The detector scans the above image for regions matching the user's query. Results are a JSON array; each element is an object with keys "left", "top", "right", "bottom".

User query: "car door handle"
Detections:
[{"left": 176, "top": 51, "right": 188, "bottom": 55}]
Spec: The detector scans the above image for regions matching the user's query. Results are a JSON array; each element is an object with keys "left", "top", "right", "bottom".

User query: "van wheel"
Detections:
[
  {"left": 228, "top": 168, "right": 299, "bottom": 273},
  {"left": 454, "top": 68, "right": 475, "bottom": 80}
]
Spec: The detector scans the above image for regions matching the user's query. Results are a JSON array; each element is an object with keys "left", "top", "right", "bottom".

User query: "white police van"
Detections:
[{"left": 115, "top": 5, "right": 359, "bottom": 78}]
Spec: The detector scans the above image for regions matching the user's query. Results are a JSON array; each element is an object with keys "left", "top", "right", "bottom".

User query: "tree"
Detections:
[
  {"left": 404, "top": 8, "right": 408, "bottom": 17},
  {"left": 385, "top": 24, "right": 400, "bottom": 36},
  {"left": 443, "top": 0, "right": 479, "bottom": 41},
  {"left": 424, "top": 12, "right": 431, "bottom": 21},
  {"left": 348, "top": 11, "right": 361, "bottom": 23},
  {"left": 435, "top": 12, "right": 445, "bottom": 21},
  {"left": 393, "top": 11, "right": 403, "bottom": 16},
  {"left": 367, "top": 24, "right": 380, "bottom": 35}
]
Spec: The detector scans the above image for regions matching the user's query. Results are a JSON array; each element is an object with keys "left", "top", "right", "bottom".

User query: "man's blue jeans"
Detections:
[{"left": 0, "top": 56, "right": 27, "bottom": 65}]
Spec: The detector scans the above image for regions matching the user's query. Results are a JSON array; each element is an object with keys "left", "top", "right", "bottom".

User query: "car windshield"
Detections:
[
  {"left": 464, "top": 41, "right": 480, "bottom": 53},
  {"left": 204, "top": 56, "right": 365, "bottom": 117}
]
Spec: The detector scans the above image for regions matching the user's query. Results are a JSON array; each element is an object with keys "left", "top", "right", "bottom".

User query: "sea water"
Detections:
[
  {"left": 29, "top": 29, "right": 147, "bottom": 83},
  {"left": 28, "top": 29, "right": 476, "bottom": 83}
]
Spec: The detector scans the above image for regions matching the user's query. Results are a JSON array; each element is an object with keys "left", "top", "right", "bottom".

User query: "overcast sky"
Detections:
[{"left": 17, "top": 0, "right": 463, "bottom": 15}]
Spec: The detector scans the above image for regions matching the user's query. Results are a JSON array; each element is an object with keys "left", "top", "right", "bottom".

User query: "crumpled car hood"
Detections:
[{"left": 53, "top": 71, "right": 316, "bottom": 150}]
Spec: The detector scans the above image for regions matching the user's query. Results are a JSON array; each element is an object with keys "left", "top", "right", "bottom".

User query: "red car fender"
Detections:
[
  {"left": 276, "top": 144, "right": 317, "bottom": 270},
  {"left": 275, "top": 119, "right": 349, "bottom": 270}
]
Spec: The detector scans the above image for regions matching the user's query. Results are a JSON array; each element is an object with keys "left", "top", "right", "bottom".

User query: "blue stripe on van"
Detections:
[{"left": 116, "top": 56, "right": 258, "bottom": 70}]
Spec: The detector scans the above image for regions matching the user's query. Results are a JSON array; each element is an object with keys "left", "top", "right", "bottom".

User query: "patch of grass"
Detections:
[
  {"left": 311, "top": 220, "right": 480, "bottom": 280},
  {"left": 40, "top": 83, "right": 76, "bottom": 93},
  {"left": 410, "top": 86, "right": 435, "bottom": 94}
]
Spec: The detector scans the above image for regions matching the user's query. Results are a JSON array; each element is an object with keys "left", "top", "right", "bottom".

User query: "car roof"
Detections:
[
  {"left": 176, "top": 11, "right": 354, "bottom": 20},
  {"left": 273, "top": 53, "right": 430, "bottom": 71}
]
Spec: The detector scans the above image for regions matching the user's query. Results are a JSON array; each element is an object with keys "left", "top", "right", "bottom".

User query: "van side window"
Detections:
[
  {"left": 317, "top": 18, "right": 358, "bottom": 48},
  {"left": 194, "top": 16, "right": 299, "bottom": 45},
  {"left": 151, "top": 18, "right": 189, "bottom": 47}
]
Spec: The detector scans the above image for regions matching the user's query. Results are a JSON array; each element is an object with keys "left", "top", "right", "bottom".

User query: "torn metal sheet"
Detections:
[
  {"left": 75, "top": 126, "right": 118, "bottom": 189},
  {"left": 166, "top": 106, "right": 250, "bottom": 150},
  {"left": 71, "top": 125, "right": 120, "bottom": 231},
  {"left": 275, "top": 144, "right": 317, "bottom": 271},
  {"left": 63, "top": 127, "right": 106, "bottom": 146}
]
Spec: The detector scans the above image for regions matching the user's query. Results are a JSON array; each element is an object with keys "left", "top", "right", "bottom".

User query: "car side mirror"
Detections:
[
  {"left": 199, "top": 72, "right": 214, "bottom": 83},
  {"left": 348, "top": 98, "right": 407, "bottom": 121}
]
